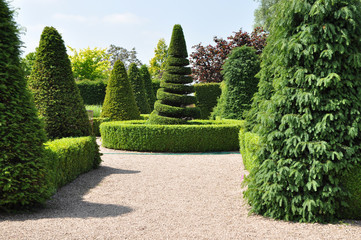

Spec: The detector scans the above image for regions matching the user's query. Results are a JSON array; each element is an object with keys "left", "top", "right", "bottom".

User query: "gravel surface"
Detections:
[{"left": 1, "top": 141, "right": 360, "bottom": 240}]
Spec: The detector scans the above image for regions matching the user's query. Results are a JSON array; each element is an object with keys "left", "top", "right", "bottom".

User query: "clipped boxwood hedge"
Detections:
[
  {"left": 100, "top": 120, "right": 244, "bottom": 152},
  {"left": 77, "top": 79, "right": 107, "bottom": 105},
  {"left": 238, "top": 129, "right": 361, "bottom": 220},
  {"left": 194, "top": 83, "right": 221, "bottom": 119},
  {"left": 45, "top": 136, "right": 101, "bottom": 189}
]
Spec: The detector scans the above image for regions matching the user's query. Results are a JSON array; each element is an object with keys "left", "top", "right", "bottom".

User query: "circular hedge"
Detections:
[{"left": 100, "top": 120, "right": 244, "bottom": 152}]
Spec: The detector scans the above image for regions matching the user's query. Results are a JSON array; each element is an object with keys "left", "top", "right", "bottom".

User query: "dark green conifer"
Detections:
[
  {"left": 148, "top": 24, "right": 200, "bottom": 124},
  {"left": 101, "top": 60, "right": 141, "bottom": 120},
  {"left": 0, "top": 0, "right": 51, "bottom": 210},
  {"left": 128, "top": 63, "right": 151, "bottom": 114},
  {"left": 140, "top": 65, "right": 156, "bottom": 110},
  {"left": 244, "top": 0, "right": 361, "bottom": 222},
  {"left": 211, "top": 46, "right": 260, "bottom": 120},
  {"left": 28, "top": 27, "right": 91, "bottom": 139}
]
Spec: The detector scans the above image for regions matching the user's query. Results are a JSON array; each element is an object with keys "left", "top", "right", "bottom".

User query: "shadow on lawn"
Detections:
[{"left": 0, "top": 166, "right": 140, "bottom": 221}]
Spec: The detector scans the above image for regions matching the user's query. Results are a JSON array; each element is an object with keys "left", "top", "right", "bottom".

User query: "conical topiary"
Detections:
[
  {"left": 211, "top": 46, "right": 260, "bottom": 120},
  {"left": 28, "top": 26, "right": 91, "bottom": 139},
  {"left": 101, "top": 60, "right": 141, "bottom": 120},
  {"left": 128, "top": 63, "right": 151, "bottom": 114},
  {"left": 0, "top": 0, "right": 52, "bottom": 210},
  {"left": 140, "top": 65, "right": 156, "bottom": 110},
  {"left": 243, "top": 0, "right": 361, "bottom": 223},
  {"left": 148, "top": 24, "right": 200, "bottom": 124}
]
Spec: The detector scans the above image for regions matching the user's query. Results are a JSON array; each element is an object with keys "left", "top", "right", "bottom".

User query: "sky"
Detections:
[{"left": 11, "top": 0, "right": 259, "bottom": 64}]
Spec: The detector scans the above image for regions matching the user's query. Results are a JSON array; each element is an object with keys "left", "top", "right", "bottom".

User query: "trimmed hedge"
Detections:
[
  {"left": 239, "top": 129, "right": 260, "bottom": 173},
  {"left": 194, "top": 83, "right": 221, "bottom": 119},
  {"left": 45, "top": 136, "right": 101, "bottom": 189},
  {"left": 76, "top": 79, "right": 107, "bottom": 105},
  {"left": 100, "top": 120, "right": 244, "bottom": 152}
]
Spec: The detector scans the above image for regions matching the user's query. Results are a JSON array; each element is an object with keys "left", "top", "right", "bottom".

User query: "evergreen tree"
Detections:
[
  {"left": 28, "top": 26, "right": 91, "bottom": 139},
  {"left": 211, "top": 46, "right": 260, "bottom": 120},
  {"left": 128, "top": 63, "right": 151, "bottom": 114},
  {"left": 101, "top": 60, "right": 141, "bottom": 120},
  {"left": 244, "top": 0, "right": 361, "bottom": 222},
  {"left": 0, "top": 0, "right": 51, "bottom": 210},
  {"left": 148, "top": 24, "right": 200, "bottom": 124},
  {"left": 140, "top": 65, "right": 156, "bottom": 110}
]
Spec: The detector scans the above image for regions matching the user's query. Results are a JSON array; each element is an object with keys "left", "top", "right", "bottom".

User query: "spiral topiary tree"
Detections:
[
  {"left": 211, "top": 46, "right": 260, "bottom": 120},
  {"left": 28, "top": 26, "right": 91, "bottom": 139},
  {"left": 148, "top": 24, "right": 200, "bottom": 124},
  {"left": 0, "top": 0, "right": 52, "bottom": 210},
  {"left": 243, "top": 0, "right": 361, "bottom": 222},
  {"left": 128, "top": 63, "right": 151, "bottom": 114},
  {"left": 101, "top": 60, "right": 141, "bottom": 120},
  {"left": 140, "top": 65, "right": 156, "bottom": 110}
]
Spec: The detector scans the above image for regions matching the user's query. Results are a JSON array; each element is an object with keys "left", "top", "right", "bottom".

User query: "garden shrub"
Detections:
[
  {"left": 92, "top": 117, "right": 111, "bottom": 136},
  {"left": 148, "top": 24, "right": 200, "bottom": 124},
  {"left": 28, "top": 26, "right": 91, "bottom": 139},
  {"left": 100, "top": 120, "right": 244, "bottom": 152},
  {"left": 45, "top": 136, "right": 101, "bottom": 189},
  {"left": 239, "top": 129, "right": 260, "bottom": 173},
  {"left": 0, "top": 0, "right": 52, "bottom": 211},
  {"left": 211, "top": 46, "right": 260, "bottom": 120},
  {"left": 101, "top": 60, "right": 141, "bottom": 121},
  {"left": 194, "top": 83, "right": 221, "bottom": 119},
  {"left": 152, "top": 79, "right": 161, "bottom": 94},
  {"left": 243, "top": 0, "right": 361, "bottom": 223},
  {"left": 140, "top": 65, "right": 156, "bottom": 110},
  {"left": 128, "top": 63, "right": 151, "bottom": 114},
  {"left": 76, "top": 79, "right": 107, "bottom": 105}
]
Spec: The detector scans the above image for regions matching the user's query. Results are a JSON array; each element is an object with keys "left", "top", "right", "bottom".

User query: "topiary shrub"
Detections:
[
  {"left": 211, "top": 46, "right": 260, "bottom": 120},
  {"left": 148, "top": 24, "right": 200, "bottom": 124},
  {"left": 140, "top": 65, "right": 156, "bottom": 110},
  {"left": 76, "top": 79, "right": 107, "bottom": 105},
  {"left": 239, "top": 128, "right": 260, "bottom": 173},
  {"left": 243, "top": 0, "right": 361, "bottom": 223},
  {"left": 0, "top": 0, "right": 52, "bottom": 211},
  {"left": 340, "top": 165, "right": 361, "bottom": 220},
  {"left": 101, "top": 60, "right": 141, "bottom": 121},
  {"left": 28, "top": 26, "right": 91, "bottom": 139},
  {"left": 194, "top": 83, "right": 221, "bottom": 119},
  {"left": 128, "top": 63, "right": 151, "bottom": 114}
]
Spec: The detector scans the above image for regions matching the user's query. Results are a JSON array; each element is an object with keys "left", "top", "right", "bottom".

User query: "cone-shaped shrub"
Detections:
[
  {"left": 128, "top": 63, "right": 151, "bottom": 114},
  {"left": 0, "top": 0, "right": 52, "bottom": 210},
  {"left": 140, "top": 65, "right": 156, "bottom": 110},
  {"left": 148, "top": 24, "right": 200, "bottom": 124},
  {"left": 28, "top": 26, "right": 91, "bottom": 139},
  {"left": 101, "top": 60, "right": 141, "bottom": 120},
  {"left": 211, "top": 46, "right": 260, "bottom": 120},
  {"left": 243, "top": 0, "right": 361, "bottom": 223}
]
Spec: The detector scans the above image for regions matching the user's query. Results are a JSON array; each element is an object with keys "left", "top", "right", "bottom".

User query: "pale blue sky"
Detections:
[{"left": 11, "top": 0, "right": 259, "bottom": 64}]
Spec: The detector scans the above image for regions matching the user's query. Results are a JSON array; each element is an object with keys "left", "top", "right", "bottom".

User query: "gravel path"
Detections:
[{"left": 1, "top": 142, "right": 361, "bottom": 240}]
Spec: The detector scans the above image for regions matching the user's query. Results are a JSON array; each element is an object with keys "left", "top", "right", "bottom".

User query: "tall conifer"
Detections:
[{"left": 128, "top": 63, "right": 151, "bottom": 114}]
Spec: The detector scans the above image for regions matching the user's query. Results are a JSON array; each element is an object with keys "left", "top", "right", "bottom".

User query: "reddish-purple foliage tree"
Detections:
[{"left": 190, "top": 27, "right": 268, "bottom": 83}]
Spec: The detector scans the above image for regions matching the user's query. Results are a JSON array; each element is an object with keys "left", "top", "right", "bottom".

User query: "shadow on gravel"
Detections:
[{"left": 0, "top": 166, "right": 140, "bottom": 221}]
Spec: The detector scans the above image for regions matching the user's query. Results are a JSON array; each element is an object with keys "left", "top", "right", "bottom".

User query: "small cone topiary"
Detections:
[
  {"left": 128, "top": 63, "right": 151, "bottom": 114},
  {"left": 0, "top": 0, "right": 52, "bottom": 210},
  {"left": 28, "top": 26, "right": 91, "bottom": 139},
  {"left": 101, "top": 60, "right": 141, "bottom": 120},
  {"left": 148, "top": 24, "right": 200, "bottom": 124},
  {"left": 140, "top": 65, "right": 156, "bottom": 110}
]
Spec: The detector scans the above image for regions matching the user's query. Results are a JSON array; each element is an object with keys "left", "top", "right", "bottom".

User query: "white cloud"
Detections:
[{"left": 102, "top": 13, "right": 144, "bottom": 25}]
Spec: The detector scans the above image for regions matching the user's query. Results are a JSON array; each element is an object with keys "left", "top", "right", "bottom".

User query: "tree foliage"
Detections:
[
  {"left": 140, "top": 65, "right": 156, "bottom": 110},
  {"left": 189, "top": 27, "right": 267, "bottom": 83},
  {"left": 149, "top": 38, "right": 168, "bottom": 79},
  {"left": 29, "top": 26, "right": 91, "bottom": 139},
  {"left": 20, "top": 51, "right": 36, "bottom": 78},
  {"left": 244, "top": 0, "right": 361, "bottom": 223},
  {"left": 148, "top": 24, "right": 200, "bottom": 125},
  {"left": 253, "top": 0, "right": 281, "bottom": 30},
  {"left": 68, "top": 46, "right": 111, "bottom": 81},
  {"left": 107, "top": 45, "right": 142, "bottom": 70},
  {"left": 128, "top": 63, "right": 151, "bottom": 114}
]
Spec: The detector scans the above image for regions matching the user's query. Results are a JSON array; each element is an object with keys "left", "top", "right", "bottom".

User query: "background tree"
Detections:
[
  {"left": 0, "top": 0, "right": 51, "bottom": 210},
  {"left": 101, "top": 60, "right": 141, "bottom": 120},
  {"left": 128, "top": 63, "right": 151, "bottom": 114},
  {"left": 140, "top": 65, "right": 156, "bottom": 110},
  {"left": 244, "top": 0, "right": 361, "bottom": 222},
  {"left": 20, "top": 51, "right": 36, "bottom": 78},
  {"left": 107, "top": 45, "right": 142, "bottom": 70},
  {"left": 149, "top": 38, "right": 168, "bottom": 79},
  {"left": 211, "top": 46, "right": 260, "bottom": 120},
  {"left": 29, "top": 27, "right": 91, "bottom": 139},
  {"left": 253, "top": 0, "right": 281, "bottom": 30},
  {"left": 189, "top": 27, "right": 267, "bottom": 83},
  {"left": 148, "top": 24, "right": 200, "bottom": 125},
  {"left": 68, "top": 46, "right": 111, "bottom": 81}
]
